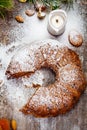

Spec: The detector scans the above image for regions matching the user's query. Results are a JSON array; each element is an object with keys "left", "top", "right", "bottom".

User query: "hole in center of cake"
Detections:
[
  {"left": 20, "top": 67, "right": 56, "bottom": 88},
  {"left": 39, "top": 67, "right": 56, "bottom": 87}
]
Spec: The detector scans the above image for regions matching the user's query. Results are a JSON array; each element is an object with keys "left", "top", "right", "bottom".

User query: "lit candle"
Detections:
[
  {"left": 47, "top": 10, "right": 67, "bottom": 36},
  {"left": 51, "top": 15, "right": 64, "bottom": 28}
]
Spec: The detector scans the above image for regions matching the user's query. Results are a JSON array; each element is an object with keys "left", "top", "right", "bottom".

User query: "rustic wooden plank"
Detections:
[{"left": 0, "top": 0, "right": 87, "bottom": 130}]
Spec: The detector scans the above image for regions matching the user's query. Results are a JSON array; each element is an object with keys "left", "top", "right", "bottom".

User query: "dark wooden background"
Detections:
[{"left": 0, "top": 0, "right": 87, "bottom": 130}]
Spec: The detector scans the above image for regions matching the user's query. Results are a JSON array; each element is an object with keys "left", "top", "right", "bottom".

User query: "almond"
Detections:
[{"left": 15, "top": 15, "right": 24, "bottom": 23}]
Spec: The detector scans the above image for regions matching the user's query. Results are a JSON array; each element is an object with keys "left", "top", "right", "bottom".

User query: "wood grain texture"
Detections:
[{"left": 0, "top": 0, "right": 87, "bottom": 130}]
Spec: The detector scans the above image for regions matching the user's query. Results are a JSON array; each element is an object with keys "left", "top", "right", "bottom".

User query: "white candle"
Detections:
[
  {"left": 47, "top": 9, "right": 67, "bottom": 36},
  {"left": 51, "top": 15, "right": 64, "bottom": 28}
]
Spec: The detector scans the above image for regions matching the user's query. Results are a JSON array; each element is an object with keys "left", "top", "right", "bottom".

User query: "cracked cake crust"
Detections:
[{"left": 6, "top": 41, "right": 86, "bottom": 117}]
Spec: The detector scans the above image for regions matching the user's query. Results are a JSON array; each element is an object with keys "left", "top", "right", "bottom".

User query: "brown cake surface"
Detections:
[{"left": 6, "top": 41, "right": 86, "bottom": 117}]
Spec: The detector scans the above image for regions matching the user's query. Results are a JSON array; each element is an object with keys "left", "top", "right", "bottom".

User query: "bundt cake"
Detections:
[{"left": 6, "top": 41, "right": 86, "bottom": 117}]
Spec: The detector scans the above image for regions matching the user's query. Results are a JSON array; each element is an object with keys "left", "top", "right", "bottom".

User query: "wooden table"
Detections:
[{"left": 0, "top": 0, "right": 87, "bottom": 130}]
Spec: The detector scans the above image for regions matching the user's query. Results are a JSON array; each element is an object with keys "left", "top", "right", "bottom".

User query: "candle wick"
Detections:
[{"left": 56, "top": 19, "right": 58, "bottom": 23}]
